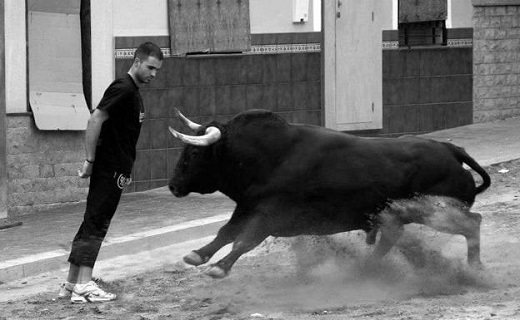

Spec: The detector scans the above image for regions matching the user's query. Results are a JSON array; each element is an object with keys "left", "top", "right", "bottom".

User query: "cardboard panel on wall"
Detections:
[
  {"left": 29, "top": 91, "right": 90, "bottom": 130},
  {"left": 168, "top": 0, "right": 251, "bottom": 55}
]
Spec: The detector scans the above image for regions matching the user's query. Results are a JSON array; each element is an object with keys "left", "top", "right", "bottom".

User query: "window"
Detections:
[
  {"left": 398, "top": 0, "right": 447, "bottom": 47},
  {"left": 27, "top": 0, "right": 90, "bottom": 130}
]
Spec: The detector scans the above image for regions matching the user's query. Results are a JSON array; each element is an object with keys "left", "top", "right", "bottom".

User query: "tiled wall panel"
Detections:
[
  {"left": 116, "top": 47, "right": 322, "bottom": 193},
  {"left": 381, "top": 46, "right": 473, "bottom": 136}
]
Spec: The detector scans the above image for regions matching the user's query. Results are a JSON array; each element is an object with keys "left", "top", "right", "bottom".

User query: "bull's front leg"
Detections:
[
  {"left": 207, "top": 214, "right": 270, "bottom": 279},
  {"left": 184, "top": 207, "right": 248, "bottom": 266},
  {"left": 372, "top": 212, "right": 404, "bottom": 259}
]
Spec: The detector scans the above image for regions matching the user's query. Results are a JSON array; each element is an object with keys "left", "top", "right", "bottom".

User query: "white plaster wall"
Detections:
[
  {"left": 111, "top": 0, "right": 322, "bottom": 36},
  {"left": 91, "top": 1, "right": 115, "bottom": 109},
  {"left": 313, "top": 0, "right": 321, "bottom": 30},
  {"left": 250, "top": 0, "right": 316, "bottom": 33},
  {"left": 113, "top": 0, "right": 169, "bottom": 36},
  {"left": 380, "top": 0, "right": 396, "bottom": 30},
  {"left": 4, "top": 0, "right": 27, "bottom": 113},
  {"left": 450, "top": 0, "right": 473, "bottom": 28}
]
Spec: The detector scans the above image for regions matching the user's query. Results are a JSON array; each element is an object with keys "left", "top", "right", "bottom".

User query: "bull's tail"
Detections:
[{"left": 444, "top": 142, "right": 491, "bottom": 194}]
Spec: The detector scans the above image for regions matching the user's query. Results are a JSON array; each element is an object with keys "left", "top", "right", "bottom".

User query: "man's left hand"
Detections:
[{"left": 78, "top": 161, "right": 93, "bottom": 178}]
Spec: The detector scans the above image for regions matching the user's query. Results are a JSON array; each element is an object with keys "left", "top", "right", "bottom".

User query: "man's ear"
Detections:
[{"left": 133, "top": 57, "right": 141, "bottom": 67}]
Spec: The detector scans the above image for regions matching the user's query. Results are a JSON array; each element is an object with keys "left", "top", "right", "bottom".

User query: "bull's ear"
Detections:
[
  {"left": 173, "top": 107, "right": 201, "bottom": 131},
  {"left": 168, "top": 126, "right": 221, "bottom": 146}
]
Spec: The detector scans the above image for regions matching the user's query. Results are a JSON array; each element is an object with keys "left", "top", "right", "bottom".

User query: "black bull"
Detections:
[{"left": 168, "top": 109, "right": 491, "bottom": 279}]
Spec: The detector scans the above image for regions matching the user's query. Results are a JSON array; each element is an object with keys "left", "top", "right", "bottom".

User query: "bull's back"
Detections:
[{"left": 253, "top": 126, "right": 476, "bottom": 209}]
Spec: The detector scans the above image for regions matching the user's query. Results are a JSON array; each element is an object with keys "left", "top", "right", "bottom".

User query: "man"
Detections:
[{"left": 58, "top": 42, "right": 163, "bottom": 303}]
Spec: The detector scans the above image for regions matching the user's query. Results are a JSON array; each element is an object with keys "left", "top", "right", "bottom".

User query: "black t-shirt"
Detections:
[{"left": 95, "top": 74, "right": 144, "bottom": 174}]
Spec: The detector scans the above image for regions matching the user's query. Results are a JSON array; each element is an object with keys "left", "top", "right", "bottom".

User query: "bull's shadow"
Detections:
[{"left": 168, "top": 109, "right": 490, "bottom": 279}]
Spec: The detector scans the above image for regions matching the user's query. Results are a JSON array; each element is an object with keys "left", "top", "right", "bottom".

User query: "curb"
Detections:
[{"left": 0, "top": 214, "right": 230, "bottom": 283}]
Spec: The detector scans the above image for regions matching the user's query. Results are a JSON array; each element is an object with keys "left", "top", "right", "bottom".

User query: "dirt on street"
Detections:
[{"left": 1, "top": 159, "right": 519, "bottom": 320}]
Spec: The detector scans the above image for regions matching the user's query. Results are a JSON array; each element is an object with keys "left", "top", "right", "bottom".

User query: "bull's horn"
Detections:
[
  {"left": 168, "top": 126, "right": 221, "bottom": 146},
  {"left": 173, "top": 107, "right": 201, "bottom": 131}
]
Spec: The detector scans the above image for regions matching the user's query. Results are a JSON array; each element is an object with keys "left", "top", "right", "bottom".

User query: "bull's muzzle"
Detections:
[{"left": 168, "top": 181, "right": 188, "bottom": 198}]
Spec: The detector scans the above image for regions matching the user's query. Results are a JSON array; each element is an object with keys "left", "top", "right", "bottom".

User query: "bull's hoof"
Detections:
[
  {"left": 183, "top": 251, "right": 204, "bottom": 266},
  {"left": 469, "top": 260, "right": 485, "bottom": 271},
  {"left": 207, "top": 266, "right": 228, "bottom": 279},
  {"left": 365, "top": 230, "right": 378, "bottom": 245}
]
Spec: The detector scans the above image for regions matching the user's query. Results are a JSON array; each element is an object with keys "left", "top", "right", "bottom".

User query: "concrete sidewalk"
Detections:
[
  {"left": 0, "top": 189, "right": 235, "bottom": 283},
  {"left": 421, "top": 116, "right": 520, "bottom": 167},
  {"left": 1, "top": 116, "right": 519, "bottom": 284}
]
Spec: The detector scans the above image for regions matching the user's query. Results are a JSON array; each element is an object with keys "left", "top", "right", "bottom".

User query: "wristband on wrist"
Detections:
[{"left": 86, "top": 159, "right": 95, "bottom": 164}]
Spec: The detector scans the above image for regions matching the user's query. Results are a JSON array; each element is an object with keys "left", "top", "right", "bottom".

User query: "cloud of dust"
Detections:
[{"left": 229, "top": 196, "right": 496, "bottom": 313}]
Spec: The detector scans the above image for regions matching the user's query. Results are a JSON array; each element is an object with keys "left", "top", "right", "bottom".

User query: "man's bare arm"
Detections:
[{"left": 78, "top": 109, "right": 109, "bottom": 178}]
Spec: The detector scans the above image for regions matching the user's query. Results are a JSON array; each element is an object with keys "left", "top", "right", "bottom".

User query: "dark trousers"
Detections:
[{"left": 68, "top": 167, "right": 127, "bottom": 268}]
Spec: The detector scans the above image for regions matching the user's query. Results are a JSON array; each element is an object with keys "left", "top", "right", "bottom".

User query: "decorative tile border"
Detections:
[
  {"left": 383, "top": 41, "right": 400, "bottom": 50},
  {"left": 249, "top": 43, "right": 321, "bottom": 54},
  {"left": 115, "top": 47, "right": 173, "bottom": 60},
  {"left": 447, "top": 38, "right": 473, "bottom": 47},
  {"left": 382, "top": 38, "right": 472, "bottom": 50},
  {"left": 114, "top": 39, "right": 472, "bottom": 58},
  {"left": 115, "top": 44, "right": 321, "bottom": 59}
]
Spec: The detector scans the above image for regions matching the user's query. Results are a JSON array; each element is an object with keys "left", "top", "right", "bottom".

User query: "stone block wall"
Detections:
[
  {"left": 7, "top": 115, "right": 88, "bottom": 216},
  {"left": 473, "top": 0, "right": 520, "bottom": 121}
]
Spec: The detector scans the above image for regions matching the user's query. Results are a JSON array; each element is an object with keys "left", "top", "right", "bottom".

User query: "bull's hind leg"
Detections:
[
  {"left": 207, "top": 214, "right": 270, "bottom": 279},
  {"left": 394, "top": 196, "right": 483, "bottom": 267},
  {"left": 422, "top": 207, "right": 483, "bottom": 268},
  {"left": 184, "top": 207, "right": 248, "bottom": 267}
]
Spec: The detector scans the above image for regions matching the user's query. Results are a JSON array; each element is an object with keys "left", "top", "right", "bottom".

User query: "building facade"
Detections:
[{"left": 1, "top": 0, "right": 518, "bottom": 217}]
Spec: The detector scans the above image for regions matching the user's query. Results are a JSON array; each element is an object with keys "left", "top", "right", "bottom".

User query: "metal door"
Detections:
[{"left": 323, "top": 0, "right": 382, "bottom": 131}]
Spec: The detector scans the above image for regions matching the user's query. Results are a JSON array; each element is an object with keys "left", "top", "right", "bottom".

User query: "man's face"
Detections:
[{"left": 135, "top": 56, "right": 162, "bottom": 84}]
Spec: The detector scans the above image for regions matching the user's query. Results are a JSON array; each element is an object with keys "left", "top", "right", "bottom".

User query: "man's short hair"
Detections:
[{"left": 134, "top": 42, "right": 164, "bottom": 61}]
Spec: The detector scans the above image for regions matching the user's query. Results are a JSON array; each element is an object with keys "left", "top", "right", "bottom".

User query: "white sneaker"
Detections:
[
  {"left": 70, "top": 281, "right": 117, "bottom": 303},
  {"left": 57, "top": 282, "right": 74, "bottom": 299}
]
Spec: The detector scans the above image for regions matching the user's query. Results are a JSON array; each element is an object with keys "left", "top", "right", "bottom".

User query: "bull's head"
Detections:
[{"left": 168, "top": 108, "right": 222, "bottom": 197}]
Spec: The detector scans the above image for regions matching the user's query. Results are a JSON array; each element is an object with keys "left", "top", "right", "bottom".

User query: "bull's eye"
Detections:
[
  {"left": 181, "top": 149, "right": 200, "bottom": 168},
  {"left": 189, "top": 149, "right": 200, "bottom": 157}
]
